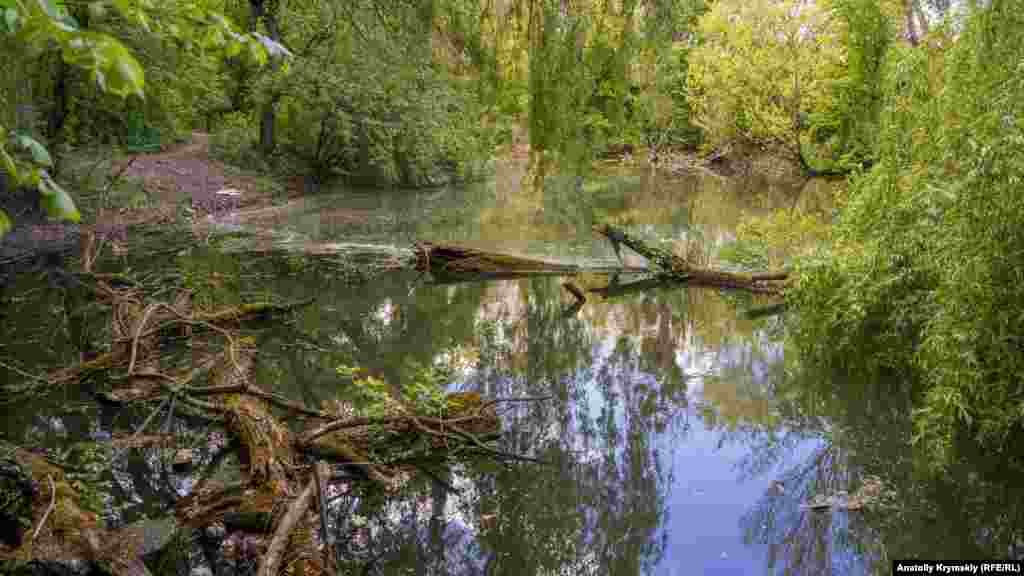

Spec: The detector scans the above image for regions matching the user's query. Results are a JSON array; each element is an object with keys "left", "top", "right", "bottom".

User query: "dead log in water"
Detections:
[
  {"left": 413, "top": 240, "right": 646, "bottom": 280},
  {"left": 591, "top": 223, "right": 790, "bottom": 295}
]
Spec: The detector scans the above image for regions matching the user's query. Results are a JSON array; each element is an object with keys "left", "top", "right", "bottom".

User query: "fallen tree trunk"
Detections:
[
  {"left": 413, "top": 241, "right": 647, "bottom": 280},
  {"left": 591, "top": 223, "right": 790, "bottom": 295}
]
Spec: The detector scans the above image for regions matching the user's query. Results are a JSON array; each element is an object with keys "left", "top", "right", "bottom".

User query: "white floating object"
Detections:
[{"left": 215, "top": 188, "right": 243, "bottom": 196}]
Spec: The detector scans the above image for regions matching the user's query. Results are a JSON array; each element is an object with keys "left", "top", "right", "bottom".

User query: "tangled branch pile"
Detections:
[{"left": 1, "top": 271, "right": 528, "bottom": 576}]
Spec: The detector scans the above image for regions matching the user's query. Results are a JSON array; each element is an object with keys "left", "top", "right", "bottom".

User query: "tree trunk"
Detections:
[
  {"left": 904, "top": 0, "right": 921, "bottom": 46},
  {"left": 250, "top": 0, "right": 282, "bottom": 154},
  {"left": 260, "top": 102, "right": 276, "bottom": 154},
  {"left": 47, "top": 55, "right": 68, "bottom": 176}
]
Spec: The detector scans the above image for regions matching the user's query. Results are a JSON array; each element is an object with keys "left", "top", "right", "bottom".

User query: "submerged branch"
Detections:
[
  {"left": 259, "top": 473, "right": 317, "bottom": 576},
  {"left": 31, "top": 474, "right": 56, "bottom": 542}
]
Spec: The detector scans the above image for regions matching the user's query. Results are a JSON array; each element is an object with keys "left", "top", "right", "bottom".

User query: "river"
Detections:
[{"left": 2, "top": 159, "right": 1019, "bottom": 575}]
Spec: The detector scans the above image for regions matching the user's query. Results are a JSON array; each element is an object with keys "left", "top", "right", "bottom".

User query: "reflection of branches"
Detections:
[
  {"left": 741, "top": 443, "right": 847, "bottom": 576},
  {"left": 735, "top": 428, "right": 820, "bottom": 483}
]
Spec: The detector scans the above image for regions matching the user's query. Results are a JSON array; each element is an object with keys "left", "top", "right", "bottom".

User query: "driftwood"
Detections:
[
  {"left": 591, "top": 224, "right": 790, "bottom": 295},
  {"left": 258, "top": 475, "right": 316, "bottom": 576}
]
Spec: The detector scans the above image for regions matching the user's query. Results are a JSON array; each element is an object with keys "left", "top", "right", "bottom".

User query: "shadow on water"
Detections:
[{"left": 2, "top": 165, "right": 1021, "bottom": 575}]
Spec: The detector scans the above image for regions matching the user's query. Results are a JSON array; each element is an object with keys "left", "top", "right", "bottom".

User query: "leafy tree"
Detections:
[
  {"left": 824, "top": 0, "right": 894, "bottom": 170},
  {"left": 686, "top": 0, "right": 847, "bottom": 163},
  {"left": 0, "top": 0, "right": 269, "bottom": 234},
  {"left": 228, "top": 0, "right": 492, "bottom": 188},
  {"left": 0, "top": 0, "right": 145, "bottom": 232},
  {"left": 478, "top": 0, "right": 705, "bottom": 171}
]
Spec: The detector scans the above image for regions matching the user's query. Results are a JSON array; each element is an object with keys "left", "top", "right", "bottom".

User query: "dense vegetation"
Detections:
[{"left": 788, "top": 0, "right": 1024, "bottom": 471}]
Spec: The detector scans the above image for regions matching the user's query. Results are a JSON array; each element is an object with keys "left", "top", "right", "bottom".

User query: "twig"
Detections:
[
  {"left": 103, "top": 156, "right": 136, "bottom": 196},
  {"left": 125, "top": 302, "right": 245, "bottom": 380},
  {"left": 127, "top": 303, "right": 162, "bottom": 375},
  {"left": 312, "top": 461, "right": 336, "bottom": 575},
  {"left": 300, "top": 396, "right": 543, "bottom": 444},
  {"left": 127, "top": 397, "right": 171, "bottom": 448},
  {"left": 0, "top": 358, "right": 50, "bottom": 384},
  {"left": 479, "top": 395, "right": 553, "bottom": 412},
  {"left": 32, "top": 475, "right": 56, "bottom": 541},
  {"left": 259, "top": 473, "right": 317, "bottom": 576},
  {"left": 186, "top": 383, "right": 333, "bottom": 420},
  {"left": 562, "top": 281, "right": 586, "bottom": 304}
]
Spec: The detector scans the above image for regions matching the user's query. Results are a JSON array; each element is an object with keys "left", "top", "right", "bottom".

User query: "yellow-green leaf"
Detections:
[
  {"left": 248, "top": 40, "right": 267, "bottom": 66},
  {"left": 39, "top": 174, "right": 80, "bottom": 222},
  {"left": 96, "top": 39, "right": 145, "bottom": 97},
  {"left": 0, "top": 208, "right": 11, "bottom": 237},
  {"left": 0, "top": 145, "right": 17, "bottom": 178}
]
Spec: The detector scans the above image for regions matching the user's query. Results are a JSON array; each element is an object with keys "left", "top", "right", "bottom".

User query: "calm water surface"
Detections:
[
  {"left": 5, "top": 161, "right": 1017, "bottom": 575},
  {"left": 232, "top": 163, "right": 836, "bottom": 574}
]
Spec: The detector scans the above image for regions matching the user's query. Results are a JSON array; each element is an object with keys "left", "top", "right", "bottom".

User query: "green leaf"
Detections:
[
  {"left": 11, "top": 133, "right": 53, "bottom": 166},
  {"left": 20, "top": 166, "right": 42, "bottom": 188},
  {"left": 58, "top": 13, "right": 79, "bottom": 31},
  {"left": 110, "top": 54, "right": 145, "bottom": 97},
  {"left": 203, "top": 26, "right": 223, "bottom": 48},
  {"left": 0, "top": 208, "right": 11, "bottom": 237},
  {"left": 3, "top": 7, "right": 18, "bottom": 31},
  {"left": 0, "top": 145, "right": 17, "bottom": 178},
  {"left": 38, "top": 173, "right": 80, "bottom": 222},
  {"left": 95, "top": 38, "right": 145, "bottom": 97},
  {"left": 247, "top": 40, "right": 267, "bottom": 66}
]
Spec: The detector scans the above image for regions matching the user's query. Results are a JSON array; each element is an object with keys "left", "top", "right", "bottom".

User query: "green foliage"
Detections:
[
  {"left": 2, "top": 127, "right": 81, "bottom": 222},
  {"left": 687, "top": 0, "right": 846, "bottom": 156},
  {"left": 652, "top": 43, "right": 703, "bottom": 148},
  {"left": 520, "top": 0, "right": 705, "bottom": 166},
  {"left": 208, "top": 111, "right": 262, "bottom": 168},
  {"left": 262, "top": 0, "right": 491, "bottom": 188},
  {"left": 336, "top": 359, "right": 449, "bottom": 418},
  {"left": 824, "top": 0, "right": 893, "bottom": 169},
  {"left": 0, "top": 0, "right": 269, "bottom": 230},
  {"left": 788, "top": 2, "right": 1024, "bottom": 471},
  {"left": 718, "top": 238, "right": 770, "bottom": 272}
]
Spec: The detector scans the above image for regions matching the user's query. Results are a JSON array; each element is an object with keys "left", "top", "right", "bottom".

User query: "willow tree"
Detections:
[
  {"left": 788, "top": 0, "right": 1024, "bottom": 471},
  {"left": 476, "top": 0, "right": 705, "bottom": 176}
]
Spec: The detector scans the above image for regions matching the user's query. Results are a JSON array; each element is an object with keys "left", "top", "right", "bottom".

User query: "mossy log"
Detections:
[
  {"left": 0, "top": 445, "right": 173, "bottom": 576},
  {"left": 592, "top": 223, "right": 789, "bottom": 295}
]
